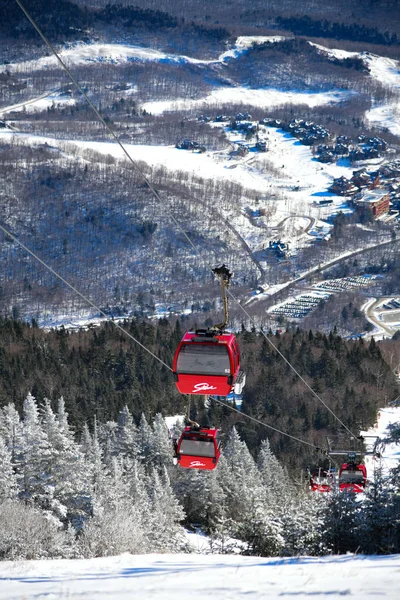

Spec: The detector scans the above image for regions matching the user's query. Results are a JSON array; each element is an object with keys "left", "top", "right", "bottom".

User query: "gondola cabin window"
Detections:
[
  {"left": 339, "top": 470, "right": 364, "bottom": 484},
  {"left": 180, "top": 436, "right": 216, "bottom": 457},
  {"left": 176, "top": 343, "right": 230, "bottom": 376}
]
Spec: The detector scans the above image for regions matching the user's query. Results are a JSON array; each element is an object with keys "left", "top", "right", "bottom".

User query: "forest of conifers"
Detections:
[{"left": 0, "top": 316, "right": 397, "bottom": 471}]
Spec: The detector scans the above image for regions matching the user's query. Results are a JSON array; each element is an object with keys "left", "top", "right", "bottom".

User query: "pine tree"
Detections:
[
  {"left": 322, "top": 489, "right": 361, "bottom": 554},
  {"left": 137, "top": 413, "right": 153, "bottom": 466},
  {"left": 84, "top": 418, "right": 111, "bottom": 515},
  {"left": 173, "top": 467, "right": 226, "bottom": 530},
  {"left": 217, "top": 427, "right": 264, "bottom": 523},
  {"left": 150, "top": 413, "right": 174, "bottom": 470},
  {"left": 0, "top": 403, "right": 22, "bottom": 464},
  {"left": 16, "top": 393, "right": 53, "bottom": 509},
  {"left": 115, "top": 405, "right": 139, "bottom": 460},
  {"left": 359, "top": 467, "right": 398, "bottom": 554},
  {"left": 257, "top": 438, "right": 291, "bottom": 504},
  {"left": 41, "top": 398, "right": 91, "bottom": 528},
  {"left": 0, "top": 437, "right": 17, "bottom": 502},
  {"left": 281, "top": 492, "right": 328, "bottom": 556},
  {"left": 146, "top": 467, "right": 185, "bottom": 552}
]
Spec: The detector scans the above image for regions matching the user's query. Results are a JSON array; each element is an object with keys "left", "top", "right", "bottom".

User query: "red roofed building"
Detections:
[{"left": 354, "top": 189, "right": 390, "bottom": 219}]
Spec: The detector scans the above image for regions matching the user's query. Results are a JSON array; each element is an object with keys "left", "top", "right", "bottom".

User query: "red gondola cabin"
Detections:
[
  {"left": 175, "top": 426, "right": 221, "bottom": 470},
  {"left": 339, "top": 463, "right": 367, "bottom": 493},
  {"left": 172, "top": 330, "right": 244, "bottom": 396},
  {"left": 310, "top": 468, "right": 334, "bottom": 493}
]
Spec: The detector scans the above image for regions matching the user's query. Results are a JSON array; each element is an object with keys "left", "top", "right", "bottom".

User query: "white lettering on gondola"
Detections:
[
  {"left": 190, "top": 460, "right": 206, "bottom": 467},
  {"left": 192, "top": 382, "right": 218, "bottom": 392}
]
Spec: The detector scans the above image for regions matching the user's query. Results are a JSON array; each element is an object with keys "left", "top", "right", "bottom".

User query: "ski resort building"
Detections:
[
  {"left": 268, "top": 239, "right": 290, "bottom": 258},
  {"left": 354, "top": 189, "right": 390, "bottom": 219}
]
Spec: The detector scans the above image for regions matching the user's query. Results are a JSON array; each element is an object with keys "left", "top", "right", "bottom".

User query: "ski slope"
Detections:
[
  {"left": 0, "top": 552, "right": 399, "bottom": 599},
  {"left": 362, "top": 405, "right": 400, "bottom": 480}
]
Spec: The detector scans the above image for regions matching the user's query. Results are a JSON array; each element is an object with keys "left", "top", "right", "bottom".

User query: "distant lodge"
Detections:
[
  {"left": 353, "top": 189, "right": 390, "bottom": 219},
  {"left": 328, "top": 169, "right": 392, "bottom": 220}
]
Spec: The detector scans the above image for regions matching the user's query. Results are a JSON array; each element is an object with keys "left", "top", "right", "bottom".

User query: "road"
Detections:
[{"left": 365, "top": 297, "right": 399, "bottom": 337}]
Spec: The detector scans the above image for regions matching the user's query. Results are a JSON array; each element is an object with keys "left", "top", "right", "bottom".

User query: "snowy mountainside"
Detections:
[
  {"left": 362, "top": 405, "right": 400, "bottom": 480},
  {"left": 1, "top": 27, "right": 400, "bottom": 330}
]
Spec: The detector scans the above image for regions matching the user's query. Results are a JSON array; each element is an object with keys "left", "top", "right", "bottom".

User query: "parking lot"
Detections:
[{"left": 269, "top": 276, "right": 379, "bottom": 320}]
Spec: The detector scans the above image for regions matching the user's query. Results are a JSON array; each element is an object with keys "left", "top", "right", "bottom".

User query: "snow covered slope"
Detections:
[
  {"left": 362, "top": 406, "right": 400, "bottom": 479},
  {"left": 0, "top": 553, "right": 399, "bottom": 599}
]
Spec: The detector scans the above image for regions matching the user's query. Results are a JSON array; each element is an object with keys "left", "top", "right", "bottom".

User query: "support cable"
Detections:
[{"left": 213, "top": 397, "right": 319, "bottom": 449}]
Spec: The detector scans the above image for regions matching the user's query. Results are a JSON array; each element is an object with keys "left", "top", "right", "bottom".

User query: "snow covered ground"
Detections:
[
  {"left": 142, "top": 88, "right": 353, "bottom": 115},
  {"left": 4, "top": 36, "right": 399, "bottom": 136},
  {"left": 310, "top": 41, "right": 400, "bottom": 136},
  {"left": 1, "top": 552, "right": 399, "bottom": 599},
  {"left": 0, "top": 122, "right": 362, "bottom": 239},
  {"left": 3, "top": 36, "right": 291, "bottom": 72},
  {"left": 362, "top": 406, "right": 400, "bottom": 480},
  {"left": 0, "top": 90, "right": 76, "bottom": 115}
]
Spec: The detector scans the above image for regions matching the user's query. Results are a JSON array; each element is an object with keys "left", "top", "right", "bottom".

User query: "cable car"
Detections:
[
  {"left": 309, "top": 467, "right": 335, "bottom": 492},
  {"left": 173, "top": 329, "right": 245, "bottom": 396},
  {"left": 174, "top": 425, "right": 221, "bottom": 470},
  {"left": 172, "top": 264, "right": 245, "bottom": 397},
  {"left": 339, "top": 462, "right": 367, "bottom": 493}
]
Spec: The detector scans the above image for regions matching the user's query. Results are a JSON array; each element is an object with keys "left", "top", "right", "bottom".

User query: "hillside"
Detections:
[{"left": 0, "top": 25, "right": 399, "bottom": 335}]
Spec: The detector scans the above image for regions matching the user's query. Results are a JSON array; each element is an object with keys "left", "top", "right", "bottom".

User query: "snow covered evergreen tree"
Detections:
[
  {"left": 257, "top": 438, "right": 292, "bottom": 503},
  {"left": 321, "top": 489, "right": 361, "bottom": 554},
  {"left": 281, "top": 492, "right": 328, "bottom": 556},
  {"left": 359, "top": 466, "right": 398, "bottom": 554},
  {"left": 217, "top": 427, "right": 284, "bottom": 555},
  {"left": 16, "top": 393, "right": 53, "bottom": 509},
  {"left": 150, "top": 413, "right": 174, "bottom": 470},
  {"left": 146, "top": 467, "right": 185, "bottom": 551},
  {"left": 137, "top": 413, "right": 154, "bottom": 466},
  {"left": 0, "top": 438, "right": 17, "bottom": 502},
  {"left": 115, "top": 405, "right": 139, "bottom": 460},
  {"left": 217, "top": 427, "right": 264, "bottom": 524},
  {"left": 0, "top": 403, "right": 22, "bottom": 463},
  {"left": 173, "top": 467, "right": 226, "bottom": 530},
  {"left": 41, "top": 398, "right": 91, "bottom": 528}
]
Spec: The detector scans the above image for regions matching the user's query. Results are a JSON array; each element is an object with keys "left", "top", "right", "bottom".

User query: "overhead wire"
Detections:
[
  {"left": 11, "top": 0, "right": 359, "bottom": 444},
  {"left": 213, "top": 397, "right": 319, "bottom": 449}
]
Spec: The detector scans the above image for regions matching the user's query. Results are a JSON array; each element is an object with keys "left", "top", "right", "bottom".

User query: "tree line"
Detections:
[
  {"left": 276, "top": 15, "right": 399, "bottom": 46},
  {"left": 0, "top": 0, "right": 231, "bottom": 47}
]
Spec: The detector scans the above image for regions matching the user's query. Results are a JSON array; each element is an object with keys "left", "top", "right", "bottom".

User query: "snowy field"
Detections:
[
  {"left": 142, "top": 88, "right": 353, "bottom": 114},
  {"left": 1, "top": 552, "right": 399, "bottom": 600},
  {"left": 310, "top": 42, "right": 400, "bottom": 136},
  {"left": 0, "top": 123, "right": 369, "bottom": 243}
]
